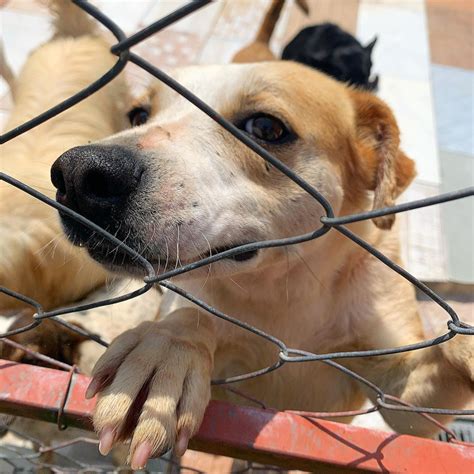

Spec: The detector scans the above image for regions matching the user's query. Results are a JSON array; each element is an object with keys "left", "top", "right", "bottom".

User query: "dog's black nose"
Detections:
[{"left": 51, "top": 145, "right": 143, "bottom": 222}]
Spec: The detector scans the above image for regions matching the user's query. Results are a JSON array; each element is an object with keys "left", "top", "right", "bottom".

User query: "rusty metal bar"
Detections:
[{"left": 1, "top": 360, "right": 472, "bottom": 472}]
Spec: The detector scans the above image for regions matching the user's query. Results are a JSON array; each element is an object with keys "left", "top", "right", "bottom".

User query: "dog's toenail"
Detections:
[
  {"left": 86, "top": 376, "right": 102, "bottom": 399},
  {"left": 131, "top": 441, "right": 152, "bottom": 470},
  {"left": 98, "top": 427, "right": 115, "bottom": 455},
  {"left": 174, "top": 428, "right": 190, "bottom": 457}
]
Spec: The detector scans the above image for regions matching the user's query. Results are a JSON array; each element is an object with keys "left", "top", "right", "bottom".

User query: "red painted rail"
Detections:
[{"left": 0, "top": 360, "right": 473, "bottom": 472}]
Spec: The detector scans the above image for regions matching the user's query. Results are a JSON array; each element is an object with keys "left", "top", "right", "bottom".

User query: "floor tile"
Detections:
[
  {"left": 439, "top": 150, "right": 474, "bottom": 283},
  {"left": 93, "top": 0, "right": 155, "bottom": 35},
  {"left": 278, "top": 0, "right": 360, "bottom": 53},
  {"left": 431, "top": 64, "right": 474, "bottom": 156},
  {"left": 1, "top": 10, "right": 51, "bottom": 75},
  {"left": 399, "top": 181, "right": 447, "bottom": 281},
  {"left": 211, "top": 0, "right": 269, "bottom": 41},
  {"left": 143, "top": 0, "right": 225, "bottom": 39},
  {"left": 426, "top": 0, "right": 474, "bottom": 70},
  {"left": 132, "top": 29, "right": 204, "bottom": 70},
  {"left": 378, "top": 75, "right": 440, "bottom": 184},
  {"left": 198, "top": 36, "right": 248, "bottom": 64},
  {"left": 357, "top": 0, "right": 430, "bottom": 82}
]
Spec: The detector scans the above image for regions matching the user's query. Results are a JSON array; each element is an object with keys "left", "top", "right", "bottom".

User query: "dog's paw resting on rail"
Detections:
[{"left": 86, "top": 310, "right": 213, "bottom": 469}]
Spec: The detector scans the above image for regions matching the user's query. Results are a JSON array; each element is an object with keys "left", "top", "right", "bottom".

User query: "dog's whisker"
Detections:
[
  {"left": 174, "top": 224, "right": 182, "bottom": 270},
  {"left": 197, "top": 231, "right": 213, "bottom": 292},
  {"left": 292, "top": 247, "right": 327, "bottom": 292}
]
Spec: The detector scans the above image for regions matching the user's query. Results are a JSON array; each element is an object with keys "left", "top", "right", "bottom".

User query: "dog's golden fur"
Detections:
[
  {"left": 0, "top": 1, "right": 136, "bottom": 463},
  {"left": 69, "top": 64, "right": 472, "bottom": 469},
  {"left": 1, "top": 1, "right": 472, "bottom": 471},
  {"left": 0, "top": 2, "right": 127, "bottom": 311}
]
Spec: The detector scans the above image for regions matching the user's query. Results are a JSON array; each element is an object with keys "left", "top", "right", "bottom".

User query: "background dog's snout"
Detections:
[{"left": 51, "top": 145, "right": 143, "bottom": 220}]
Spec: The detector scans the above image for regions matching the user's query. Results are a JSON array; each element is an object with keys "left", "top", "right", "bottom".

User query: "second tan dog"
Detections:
[
  {"left": 50, "top": 60, "right": 473, "bottom": 470},
  {"left": 233, "top": 0, "right": 309, "bottom": 63}
]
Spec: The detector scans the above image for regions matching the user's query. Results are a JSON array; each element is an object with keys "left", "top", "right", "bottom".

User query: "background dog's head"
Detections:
[
  {"left": 51, "top": 62, "right": 414, "bottom": 279},
  {"left": 282, "top": 23, "right": 379, "bottom": 91}
]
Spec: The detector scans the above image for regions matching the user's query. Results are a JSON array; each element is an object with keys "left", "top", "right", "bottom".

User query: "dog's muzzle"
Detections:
[{"left": 51, "top": 144, "right": 143, "bottom": 232}]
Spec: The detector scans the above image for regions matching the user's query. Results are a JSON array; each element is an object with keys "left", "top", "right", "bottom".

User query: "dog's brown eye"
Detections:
[
  {"left": 243, "top": 114, "right": 291, "bottom": 143},
  {"left": 128, "top": 107, "right": 149, "bottom": 127}
]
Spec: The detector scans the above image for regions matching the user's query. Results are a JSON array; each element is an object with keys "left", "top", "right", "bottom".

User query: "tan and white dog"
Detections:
[
  {"left": 1, "top": 1, "right": 472, "bottom": 471},
  {"left": 50, "top": 62, "right": 473, "bottom": 469}
]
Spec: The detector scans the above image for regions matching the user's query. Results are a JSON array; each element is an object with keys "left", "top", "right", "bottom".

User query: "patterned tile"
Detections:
[
  {"left": 143, "top": 0, "right": 226, "bottom": 39},
  {"left": 357, "top": 0, "right": 430, "bottom": 82},
  {"left": 212, "top": 0, "right": 270, "bottom": 41},
  {"left": 132, "top": 29, "right": 204, "bottom": 70},
  {"left": 426, "top": 0, "right": 474, "bottom": 70},
  {"left": 431, "top": 64, "right": 474, "bottom": 156},
  {"left": 378, "top": 75, "right": 440, "bottom": 184}
]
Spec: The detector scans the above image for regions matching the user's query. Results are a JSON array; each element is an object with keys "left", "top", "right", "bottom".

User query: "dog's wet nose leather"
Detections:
[{"left": 51, "top": 145, "right": 143, "bottom": 221}]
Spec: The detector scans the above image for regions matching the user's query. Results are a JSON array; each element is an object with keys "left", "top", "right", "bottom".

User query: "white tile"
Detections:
[
  {"left": 357, "top": 1, "right": 430, "bottom": 82},
  {"left": 439, "top": 150, "right": 474, "bottom": 284},
  {"left": 378, "top": 75, "right": 440, "bottom": 184},
  {"left": 399, "top": 182, "right": 447, "bottom": 282},
  {"left": 432, "top": 65, "right": 474, "bottom": 156},
  {"left": 93, "top": 0, "right": 155, "bottom": 35},
  {"left": 1, "top": 10, "right": 52, "bottom": 75}
]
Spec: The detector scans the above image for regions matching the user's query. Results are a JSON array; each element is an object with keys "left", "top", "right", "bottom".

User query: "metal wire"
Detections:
[{"left": 1, "top": 0, "right": 473, "bottom": 467}]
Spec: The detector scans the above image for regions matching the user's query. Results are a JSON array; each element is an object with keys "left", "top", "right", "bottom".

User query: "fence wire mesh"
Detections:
[{"left": 0, "top": 0, "right": 473, "bottom": 471}]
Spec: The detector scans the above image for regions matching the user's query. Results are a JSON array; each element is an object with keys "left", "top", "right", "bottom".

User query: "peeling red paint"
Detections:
[{"left": 0, "top": 360, "right": 473, "bottom": 472}]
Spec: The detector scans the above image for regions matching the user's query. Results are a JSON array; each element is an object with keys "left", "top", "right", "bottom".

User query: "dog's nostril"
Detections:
[
  {"left": 82, "top": 169, "right": 116, "bottom": 199},
  {"left": 51, "top": 164, "right": 66, "bottom": 196},
  {"left": 81, "top": 165, "right": 142, "bottom": 201}
]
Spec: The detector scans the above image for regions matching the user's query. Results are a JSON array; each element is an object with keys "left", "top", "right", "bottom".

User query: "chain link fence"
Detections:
[{"left": 1, "top": 0, "right": 473, "bottom": 471}]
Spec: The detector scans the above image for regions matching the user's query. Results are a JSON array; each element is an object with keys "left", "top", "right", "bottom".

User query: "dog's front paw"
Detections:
[{"left": 86, "top": 321, "right": 212, "bottom": 469}]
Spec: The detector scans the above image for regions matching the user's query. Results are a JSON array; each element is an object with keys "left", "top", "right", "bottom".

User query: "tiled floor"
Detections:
[{"left": 1, "top": 1, "right": 473, "bottom": 470}]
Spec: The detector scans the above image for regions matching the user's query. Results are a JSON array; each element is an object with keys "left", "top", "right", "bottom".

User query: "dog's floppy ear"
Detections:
[
  {"left": 365, "top": 36, "right": 377, "bottom": 54},
  {"left": 349, "top": 89, "right": 416, "bottom": 230}
]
